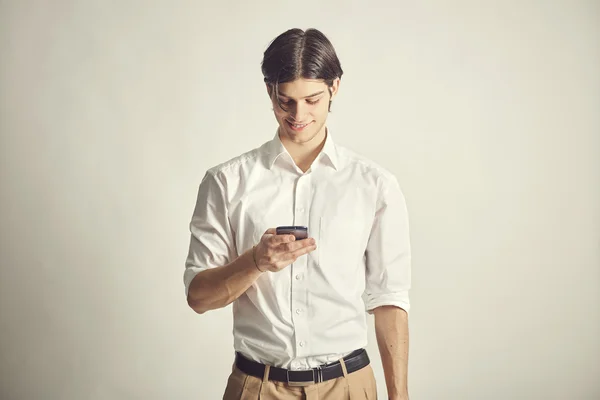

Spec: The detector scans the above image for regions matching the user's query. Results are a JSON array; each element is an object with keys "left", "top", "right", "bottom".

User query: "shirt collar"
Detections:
[{"left": 265, "top": 128, "right": 340, "bottom": 171}]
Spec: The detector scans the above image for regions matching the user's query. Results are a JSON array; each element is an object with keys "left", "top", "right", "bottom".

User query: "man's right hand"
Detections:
[{"left": 253, "top": 228, "right": 317, "bottom": 272}]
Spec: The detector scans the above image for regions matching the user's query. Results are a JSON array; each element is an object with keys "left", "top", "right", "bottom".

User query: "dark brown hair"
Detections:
[{"left": 261, "top": 28, "right": 343, "bottom": 111}]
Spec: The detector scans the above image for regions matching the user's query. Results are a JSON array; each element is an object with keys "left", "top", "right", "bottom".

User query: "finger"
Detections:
[
  {"left": 270, "top": 244, "right": 316, "bottom": 271},
  {"left": 270, "top": 234, "right": 296, "bottom": 246},
  {"left": 261, "top": 228, "right": 279, "bottom": 244},
  {"left": 278, "top": 238, "right": 314, "bottom": 253},
  {"left": 284, "top": 243, "right": 317, "bottom": 261},
  {"left": 290, "top": 237, "right": 315, "bottom": 249}
]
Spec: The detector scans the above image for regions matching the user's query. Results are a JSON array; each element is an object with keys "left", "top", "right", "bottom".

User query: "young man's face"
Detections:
[{"left": 268, "top": 78, "right": 339, "bottom": 144}]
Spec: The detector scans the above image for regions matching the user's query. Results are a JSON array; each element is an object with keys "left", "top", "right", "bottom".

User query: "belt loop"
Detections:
[
  {"left": 339, "top": 358, "right": 353, "bottom": 398},
  {"left": 262, "top": 364, "right": 271, "bottom": 383},
  {"left": 260, "top": 364, "right": 271, "bottom": 397},
  {"left": 339, "top": 358, "right": 349, "bottom": 378}
]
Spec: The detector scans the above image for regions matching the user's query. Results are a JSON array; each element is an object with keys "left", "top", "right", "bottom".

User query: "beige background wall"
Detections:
[{"left": 1, "top": 1, "right": 598, "bottom": 399}]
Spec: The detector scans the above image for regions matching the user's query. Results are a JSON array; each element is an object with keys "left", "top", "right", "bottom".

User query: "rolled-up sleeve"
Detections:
[
  {"left": 183, "top": 170, "right": 236, "bottom": 297},
  {"left": 364, "top": 174, "right": 411, "bottom": 314}
]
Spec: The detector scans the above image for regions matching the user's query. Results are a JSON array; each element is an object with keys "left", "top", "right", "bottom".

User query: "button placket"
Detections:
[{"left": 290, "top": 174, "right": 312, "bottom": 357}]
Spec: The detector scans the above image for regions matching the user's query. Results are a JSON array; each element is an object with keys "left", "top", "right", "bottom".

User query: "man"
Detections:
[{"left": 184, "top": 28, "right": 411, "bottom": 400}]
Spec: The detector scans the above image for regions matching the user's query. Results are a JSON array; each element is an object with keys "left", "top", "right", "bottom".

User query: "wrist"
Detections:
[
  {"left": 251, "top": 245, "right": 266, "bottom": 273},
  {"left": 387, "top": 385, "right": 409, "bottom": 400},
  {"left": 389, "top": 390, "right": 409, "bottom": 400}
]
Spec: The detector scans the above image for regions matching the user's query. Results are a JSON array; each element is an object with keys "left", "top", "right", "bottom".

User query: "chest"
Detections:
[{"left": 229, "top": 171, "right": 377, "bottom": 268}]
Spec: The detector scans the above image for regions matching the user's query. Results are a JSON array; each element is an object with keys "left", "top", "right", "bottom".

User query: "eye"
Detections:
[{"left": 306, "top": 98, "right": 321, "bottom": 105}]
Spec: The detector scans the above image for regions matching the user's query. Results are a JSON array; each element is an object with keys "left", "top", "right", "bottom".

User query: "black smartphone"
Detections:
[{"left": 276, "top": 226, "right": 308, "bottom": 240}]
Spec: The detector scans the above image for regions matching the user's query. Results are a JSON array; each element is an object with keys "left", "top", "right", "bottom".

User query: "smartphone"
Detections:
[{"left": 276, "top": 226, "right": 308, "bottom": 240}]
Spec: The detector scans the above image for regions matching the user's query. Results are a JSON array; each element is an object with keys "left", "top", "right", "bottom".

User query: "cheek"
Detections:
[
  {"left": 313, "top": 104, "right": 329, "bottom": 119},
  {"left": 274, "top": 108, "right": 288, "bottom": 120}
]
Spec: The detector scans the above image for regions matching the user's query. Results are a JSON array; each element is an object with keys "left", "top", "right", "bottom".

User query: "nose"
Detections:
[{"left": 288, "top": 102, "right": 307, "bottom": 121}]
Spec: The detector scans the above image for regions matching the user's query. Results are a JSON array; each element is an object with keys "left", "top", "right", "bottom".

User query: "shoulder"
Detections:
[
  {"left": 336, "top": 145, "right": 408, "bottom": 214},
  {"left": 337, "top": 144, "right": 400, "bottom": 187},
  {"left": 205, "top": 141, "right": 269, "bottom": 179}
]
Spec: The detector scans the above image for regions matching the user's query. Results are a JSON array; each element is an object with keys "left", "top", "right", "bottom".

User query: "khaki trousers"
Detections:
[{"left": 222, "top": 357, "right": 377, "bottom": 400}]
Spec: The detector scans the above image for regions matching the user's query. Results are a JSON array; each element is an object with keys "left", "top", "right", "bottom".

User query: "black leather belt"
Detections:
[{"left": 235, "top": 348, "right": 370, "bottom": 386}]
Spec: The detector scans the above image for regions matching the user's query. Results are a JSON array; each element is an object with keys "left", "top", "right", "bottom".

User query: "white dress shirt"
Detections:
[{"left": 184, "top": 129, "right": 411, "bottom": 370}]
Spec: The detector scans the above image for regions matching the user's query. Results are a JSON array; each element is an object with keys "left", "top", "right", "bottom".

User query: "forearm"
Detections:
[
  {"left": 187, "top": 247, "right": 263, "bottom": 314},
  {"left": 373, "top": 306, "right": 409, "bottom": 399}
]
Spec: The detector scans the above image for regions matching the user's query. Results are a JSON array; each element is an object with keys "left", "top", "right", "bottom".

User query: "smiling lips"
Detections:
[{"left": 286, "top": 120, "right": 312, "bottom": 131}]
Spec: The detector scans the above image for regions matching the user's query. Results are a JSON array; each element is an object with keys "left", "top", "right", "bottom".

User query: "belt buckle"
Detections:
[{"left": 286, "top": 367, "right": 322, "bottom": 387}]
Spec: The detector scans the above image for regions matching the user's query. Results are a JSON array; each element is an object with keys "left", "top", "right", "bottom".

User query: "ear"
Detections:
[{"left": 329, "top": 78, "right": 340, "bottom": 100}]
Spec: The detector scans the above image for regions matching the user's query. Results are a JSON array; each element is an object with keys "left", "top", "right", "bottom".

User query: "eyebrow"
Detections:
[{"left": 278, "top": 90, "right": 325, "bottom": 99}]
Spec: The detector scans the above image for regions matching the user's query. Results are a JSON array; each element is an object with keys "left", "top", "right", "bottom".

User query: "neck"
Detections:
[{"left": 279, "top": 125, "right": 327, "bottom": 171}]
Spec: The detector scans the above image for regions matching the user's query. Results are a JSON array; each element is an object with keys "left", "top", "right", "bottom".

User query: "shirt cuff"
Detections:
[
  {"left": 184, "top": 266, "right": 208, "bottom": 297},
  {"left": 365, "top": 292, "right": 410, "bottom": 315}
]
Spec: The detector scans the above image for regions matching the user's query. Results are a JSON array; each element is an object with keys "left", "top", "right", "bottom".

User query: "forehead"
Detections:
[{"left": 277, "top": 78, "right": 327, "bottom": 98}]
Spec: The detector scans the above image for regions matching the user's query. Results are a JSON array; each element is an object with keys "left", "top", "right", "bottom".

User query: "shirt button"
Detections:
[
  {"left": 295, "top": 274, "right": 302, "bottom": 280},
  {"left": 299, "top": 341, "right": 305, "bottom": 347},
  {"left": 297, "top": 208, "right": 305, "bottom": 213},
  {"left": 296, "top": 309, "right": 302, "bottom": 315}
]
